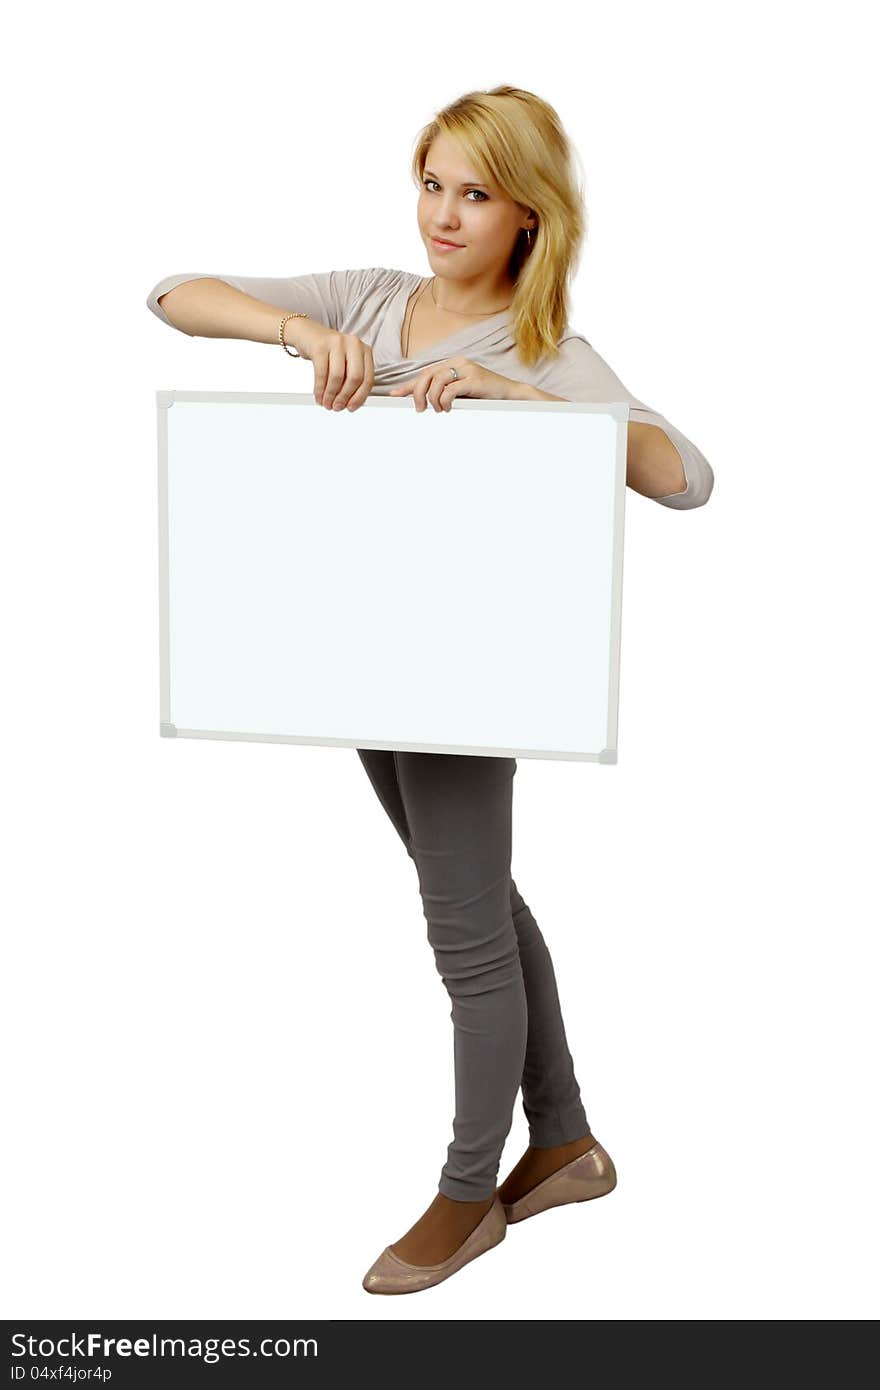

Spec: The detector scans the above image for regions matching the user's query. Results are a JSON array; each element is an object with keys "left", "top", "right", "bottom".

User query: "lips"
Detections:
[{"left": 431, "top": 236, "right": 463, "bottom": 247}]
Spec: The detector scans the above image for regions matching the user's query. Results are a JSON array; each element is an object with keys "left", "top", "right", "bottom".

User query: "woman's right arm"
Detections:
[
  {"left": 145, "top": 268, "right": 352, "bottom": 346},
  {"left": 150, "top": 277, "right": 318, "bottom": 351},
  {"left": 146, "top": 268, "right": 376, "bottom": 410}
]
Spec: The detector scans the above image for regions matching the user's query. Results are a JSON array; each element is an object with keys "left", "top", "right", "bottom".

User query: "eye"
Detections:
[{"left": 422, "top": 178, "right": 488, "bottom": 202}]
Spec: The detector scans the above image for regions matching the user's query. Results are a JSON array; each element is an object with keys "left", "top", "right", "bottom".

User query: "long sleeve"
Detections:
[
  {"left": 145, "top": 267, "right": 378, "bottom": 335},
  {"left": 533, "top": 332, "right": 715, "bottom": 510}
]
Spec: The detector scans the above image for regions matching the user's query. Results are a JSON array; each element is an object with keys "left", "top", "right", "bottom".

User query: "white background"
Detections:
[{"left": 3, "top": 0, "right": 877, "bottom": 1323}]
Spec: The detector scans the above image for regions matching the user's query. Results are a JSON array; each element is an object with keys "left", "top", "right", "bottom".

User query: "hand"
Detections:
[
  {"left": 389, "top": 358, "right": 521, "bottom": 412},
  {"left": 290, "top": 321, "right": 375, "bottom": 411}
]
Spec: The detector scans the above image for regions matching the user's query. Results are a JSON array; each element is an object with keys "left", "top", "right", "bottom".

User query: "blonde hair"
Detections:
[{"left": 409, "top": 85, "right": 587, "bottom": 367}]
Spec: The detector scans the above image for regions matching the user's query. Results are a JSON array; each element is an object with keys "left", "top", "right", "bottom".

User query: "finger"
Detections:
[
  {"left": 345, "top": 349, "right": 375, "bottom": 411},
  {"left": 313, "top": 352, "right": 329, "bottom": 405},
  {"left": 412, "top": 373, "right": 432, "bottom": 412},
  {"left": 332, "top": 342, "right": 369, "bottom": 410},
  {"left": 322, "top": 344, "right": 347, "bottom": 409},
  {"left": 429, "top": 363, "right": 461, "bottom": 411},
  {"left": 438, "top": 381, "right": 463, "bottom": 412},
  {"left": 427, "top": 377, "right": 446, "bottom": 412}
]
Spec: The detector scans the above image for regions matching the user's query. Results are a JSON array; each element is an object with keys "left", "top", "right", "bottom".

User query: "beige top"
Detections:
[{"left": 146, "top": 265, "right": 714, "bottom": 509}]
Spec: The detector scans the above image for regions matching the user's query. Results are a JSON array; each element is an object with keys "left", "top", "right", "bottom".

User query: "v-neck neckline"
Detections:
[{"left": 394, "top": 273, "right": 513, "bottom": 364}]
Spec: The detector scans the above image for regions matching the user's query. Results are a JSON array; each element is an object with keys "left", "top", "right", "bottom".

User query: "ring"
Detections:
[{"left": 448, "top": 366, "right": 459, "bottom": 380}]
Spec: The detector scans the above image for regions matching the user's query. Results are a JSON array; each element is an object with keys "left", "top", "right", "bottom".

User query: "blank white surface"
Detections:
[{"left": 160, "top": 392, "right": 628, "bottom": 759}]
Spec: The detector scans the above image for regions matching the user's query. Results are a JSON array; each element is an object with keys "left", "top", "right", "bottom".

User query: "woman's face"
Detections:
[{"left": 417, "top": 132, "right": 533, "bottom": 287}]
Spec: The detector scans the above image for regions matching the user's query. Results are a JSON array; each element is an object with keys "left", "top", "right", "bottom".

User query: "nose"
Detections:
[{"left": 429, "top": 193, "right": 461, "bottom": 229}]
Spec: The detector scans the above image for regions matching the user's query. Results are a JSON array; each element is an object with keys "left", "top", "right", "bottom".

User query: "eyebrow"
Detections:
[{"left": 423, "top": 169, "right": 490, "bottom": 189}]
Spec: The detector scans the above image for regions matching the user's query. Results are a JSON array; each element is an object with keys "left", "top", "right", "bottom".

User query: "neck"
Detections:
[{"left": 431, "top": 269, "right": 514, "bottom": 316}]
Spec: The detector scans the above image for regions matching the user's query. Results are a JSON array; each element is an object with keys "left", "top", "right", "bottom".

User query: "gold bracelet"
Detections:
[{"left": 279, "top": 312, "right": 308, "bottom": 357}]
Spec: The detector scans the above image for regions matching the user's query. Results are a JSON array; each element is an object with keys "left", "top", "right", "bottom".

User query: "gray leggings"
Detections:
[{"left": 356, "top": 748, "right": 591, "bottom": 1201}]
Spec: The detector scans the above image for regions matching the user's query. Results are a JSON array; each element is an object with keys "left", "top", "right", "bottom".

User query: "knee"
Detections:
[{"left": 425, "top": 917, "right": 523, "bottom": 997}]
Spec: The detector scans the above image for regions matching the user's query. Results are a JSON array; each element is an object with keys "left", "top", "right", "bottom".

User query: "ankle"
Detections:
[
  {"left": 436, "top": 1191, "right": 496, "bottom": 1213},
  {"left": 530, "top": 1132, "right": 595, "bottom": 1158}
]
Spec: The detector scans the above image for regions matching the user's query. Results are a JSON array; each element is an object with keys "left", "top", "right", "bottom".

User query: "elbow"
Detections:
[
  {"left": 630, "top": 414, "right": 714, "bottom": 511},
  {"left": 146, "top": 275, "right": 207, "bottom": 333},
  {"left": 664, "top": 434, "right": 715, "bottom": 510},
  {"left": 154, "top": 288, "right": 190, "bottom": 334},
  {"left": 692, "top": 459, "right": 715, "bottom": 508},
  {"left": 655, "top": 457, "right": 715, "bottom": 510},
  {"left": 146, "top": 283, "right": 179, "bottom": 330}
]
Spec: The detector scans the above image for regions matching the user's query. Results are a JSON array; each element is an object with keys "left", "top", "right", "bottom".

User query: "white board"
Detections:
[{"left": 157, "top": 390, "right": 629, "bottom": 762}]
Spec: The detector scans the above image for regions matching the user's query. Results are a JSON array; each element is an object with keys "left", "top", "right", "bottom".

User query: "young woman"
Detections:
[{"left": 147, "top": 85, "right": 714, "bottom": 1296}]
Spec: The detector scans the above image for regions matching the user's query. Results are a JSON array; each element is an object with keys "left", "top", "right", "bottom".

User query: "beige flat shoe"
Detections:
[
  {"left": 501, "top": 1140, "right": 617, "bottom": 1225},
  {"left": 362, "top": 1194, "right": 507, "bottom": 1295}
]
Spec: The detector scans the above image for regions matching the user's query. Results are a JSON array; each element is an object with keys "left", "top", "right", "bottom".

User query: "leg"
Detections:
[
  {"left": 356, "top": 749, "right": 593, "bottom": 1151},
  {"left": 356, "top": 748, "right": 415, "bottom": 861},
  {"left": 509, "top": 875, "right": 591, "bottom": 1147},
  {"left": 391, "top": 750, "right": 527, "bottom": 1203},
  {"left": 354, "top": 747, "right": 597, "bottom": 1251},
  {"left": 498, "top": 876, "right": 597, "bottom": 1206}
]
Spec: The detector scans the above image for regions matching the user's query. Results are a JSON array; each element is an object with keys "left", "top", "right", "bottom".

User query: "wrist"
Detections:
[
  {"left": 280, "top": 313, "right": 315, "bottom": 356},
  {"left": 504, "top": 379, "right": 537, "bottom": 401},
  {"left": 506, "top": 381, "right": 564, "bottom": 402}
]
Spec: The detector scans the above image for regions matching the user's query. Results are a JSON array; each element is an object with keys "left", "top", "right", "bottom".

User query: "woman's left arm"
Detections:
[
  {"left": 517, "top": 335, "right": 716, "bottom": 510},
  {"left": 511, "top": 382, "right": 694, "bottom": 502},
  {"left": 388, "top": 340, "right": 715, "bottom": 510}
]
